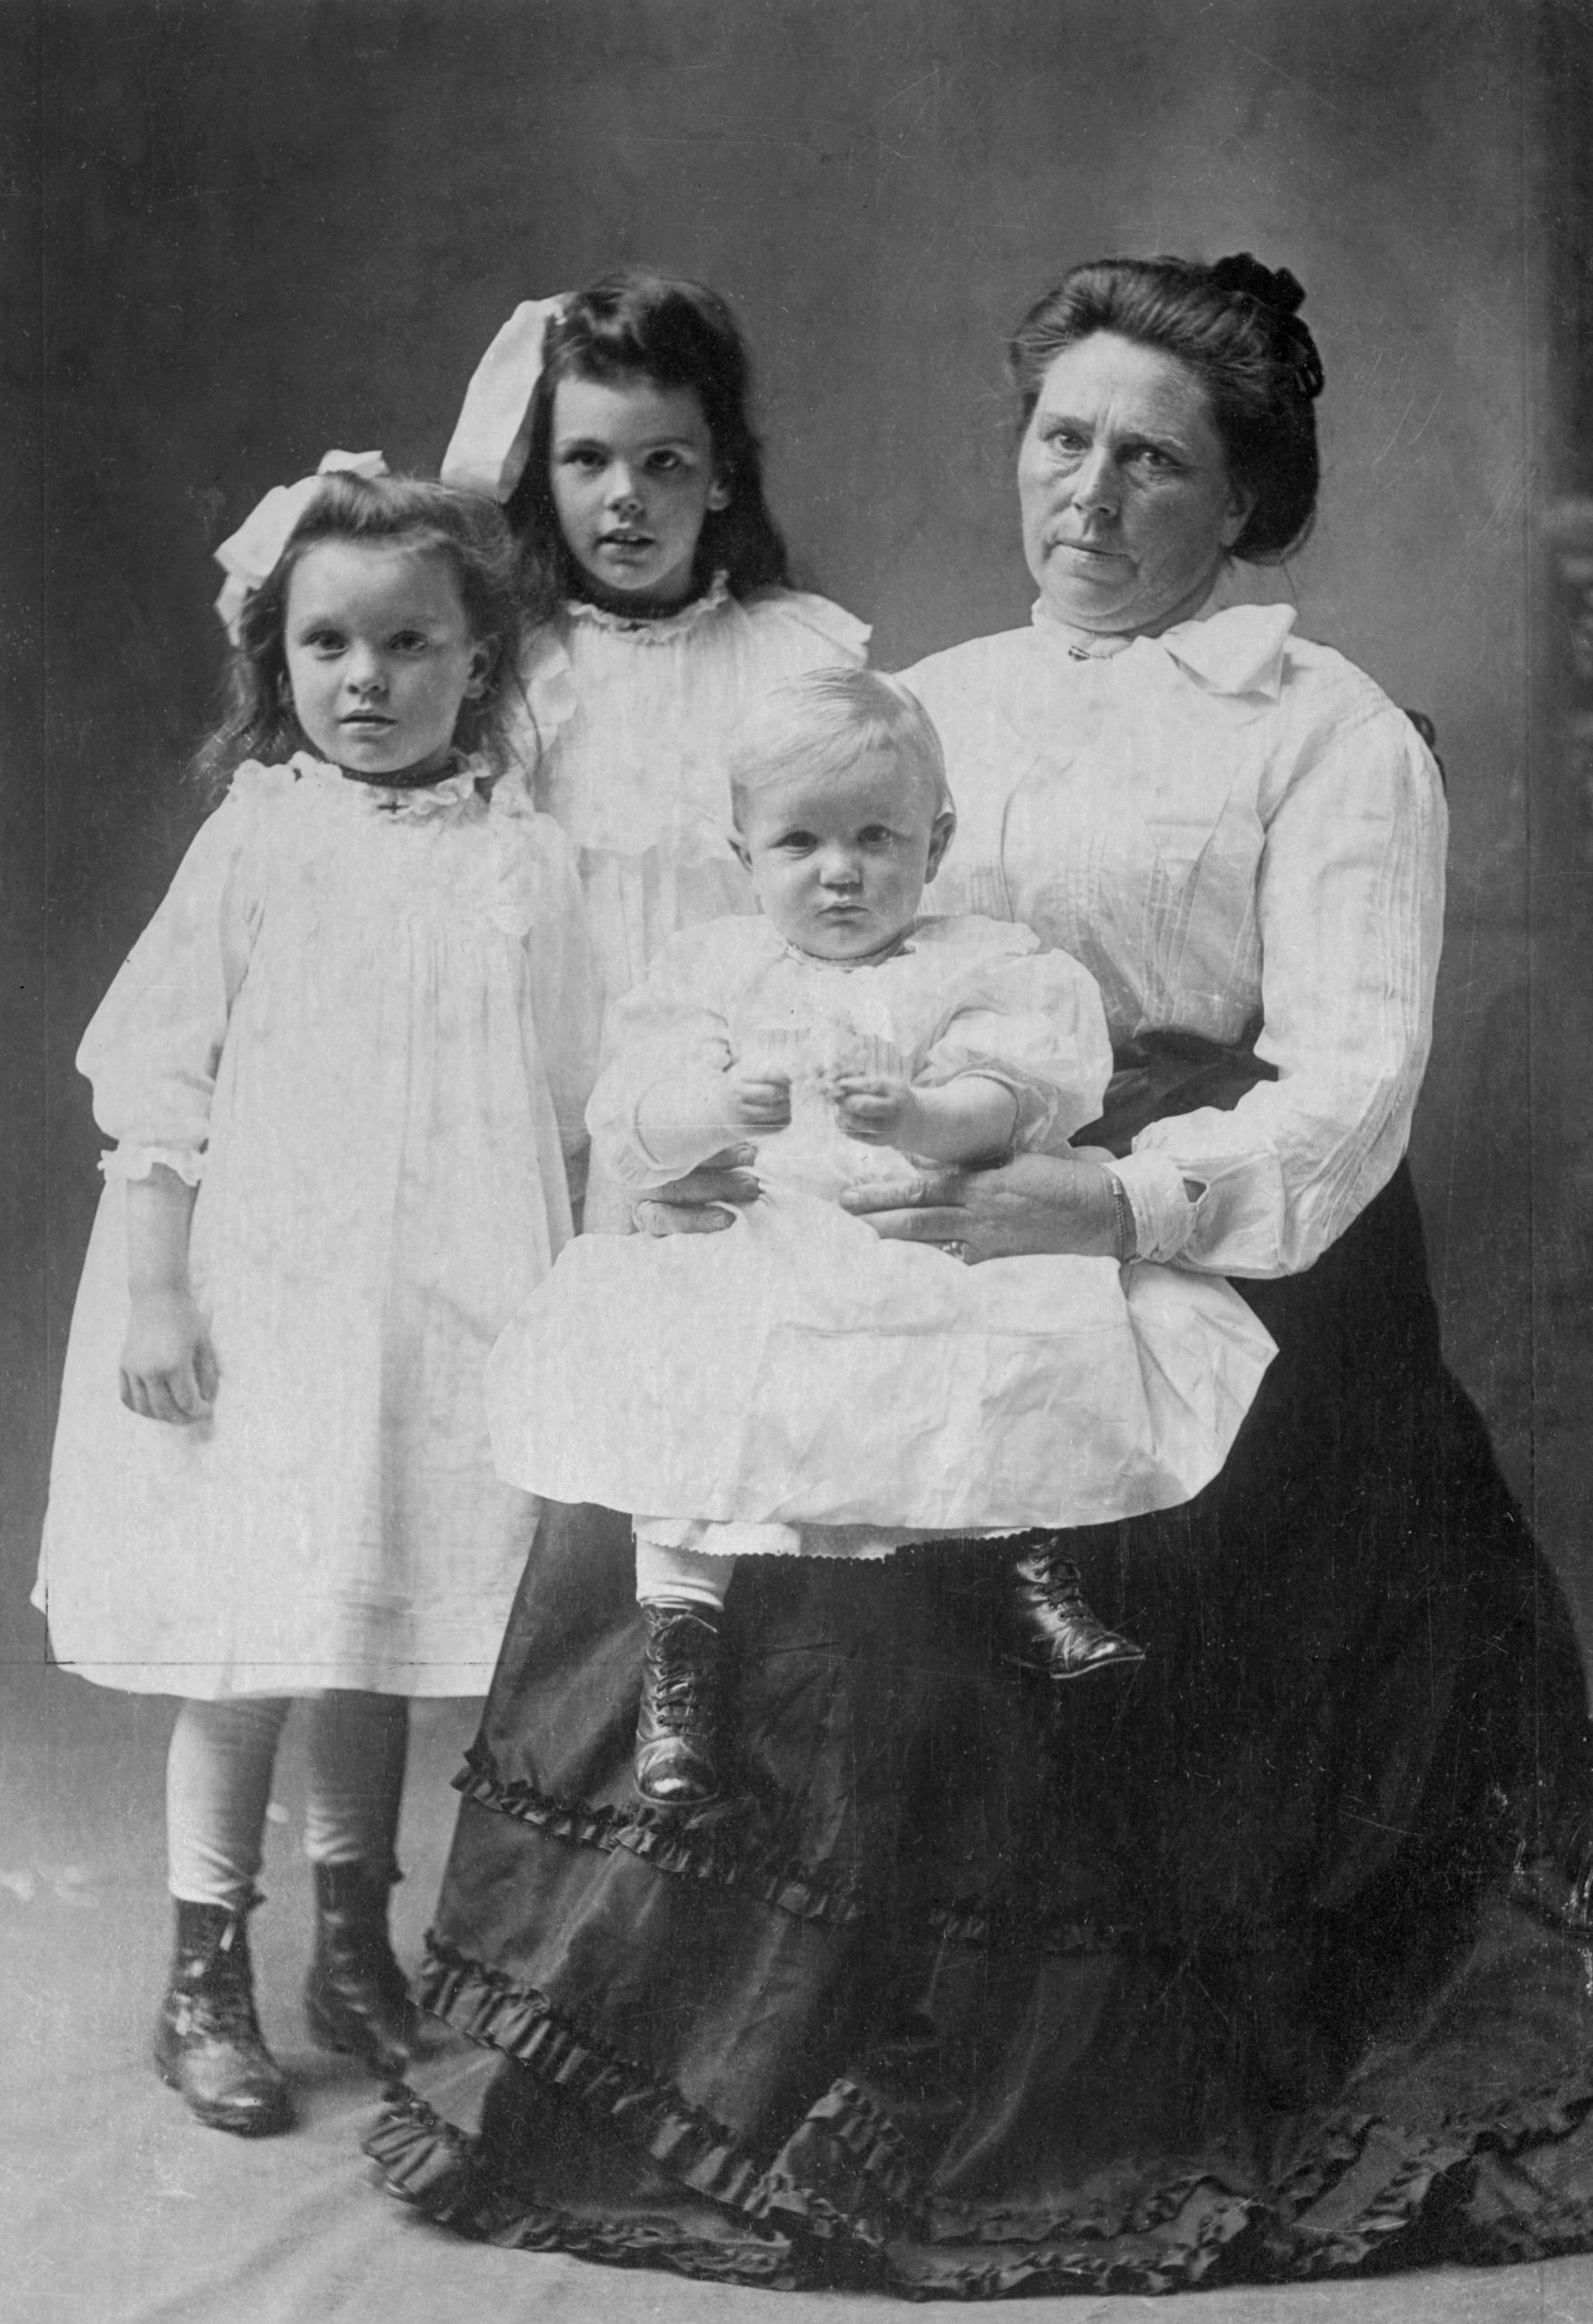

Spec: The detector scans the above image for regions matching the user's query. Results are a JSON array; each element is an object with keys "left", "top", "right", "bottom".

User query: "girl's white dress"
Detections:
[
  {"left": 516, "top": 576, "right": 870, "bottom": 998},
  {"left": 37, "top": 755, "right": 598, "bottom": 1698},
  {"left": 487, "top": 915, "right": 1276, "bottom": 1544}
]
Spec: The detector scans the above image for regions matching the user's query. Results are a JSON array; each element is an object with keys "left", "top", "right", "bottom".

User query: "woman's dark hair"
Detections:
[
  {"left": 196, "top": 471, "right": 523, "bottom": 794},
  {"left": 504, "top": 269, "right": 792, "bottom": 624},
  {"left": 1008, "top": 253, "right": 1324, "bottom": 562}
]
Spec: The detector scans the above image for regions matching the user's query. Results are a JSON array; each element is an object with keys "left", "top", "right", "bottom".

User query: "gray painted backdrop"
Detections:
[{"left": 12, "top": 0, "right": 1590, "bottom": 1653}]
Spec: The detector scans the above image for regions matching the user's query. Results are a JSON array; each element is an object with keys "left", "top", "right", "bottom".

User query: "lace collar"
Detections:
[
  {"left": 563, "top": 570, "right": 732, "bottom": 643},
  {"left": 290, "top": 750, "right": 486, "bottom": 821}
]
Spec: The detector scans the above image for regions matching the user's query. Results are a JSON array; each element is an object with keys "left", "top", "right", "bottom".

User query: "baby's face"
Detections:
[{"left": 733, "top": 750, "right": 952, "bottom": 960}]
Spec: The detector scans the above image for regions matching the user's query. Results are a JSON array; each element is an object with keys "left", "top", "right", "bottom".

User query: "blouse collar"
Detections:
[
  {"left": 1030, "top": 598, "right": 1297, "bottom": 699},
  {"left": 564, "top": 569, "right": 731, "bottom": 642}
]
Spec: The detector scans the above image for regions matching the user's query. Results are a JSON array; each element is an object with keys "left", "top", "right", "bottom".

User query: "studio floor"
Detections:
[{"left": 4, "top": 1657, "right": 1592, "bottom": 2324}]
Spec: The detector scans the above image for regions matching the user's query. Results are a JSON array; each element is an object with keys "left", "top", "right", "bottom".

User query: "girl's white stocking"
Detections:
[
  {"left": 301, "top": 1689, "right": 408, "bottom": 1878},
  {"left": 166, "top": 1695, "right": 291, "bottom": 1909}
]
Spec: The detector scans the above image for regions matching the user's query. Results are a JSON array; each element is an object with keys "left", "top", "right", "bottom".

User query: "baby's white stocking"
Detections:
[{"left": 634, "top": 1531, "right": 736, "bottom": 1610}]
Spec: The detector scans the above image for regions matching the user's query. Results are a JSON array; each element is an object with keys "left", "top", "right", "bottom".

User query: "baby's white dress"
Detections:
[
  {"left": 488, "top": 914, "right": 1276, "bottom": 1544},
  {"left": 38, "top": 755, "right": 598, "bottom": 1697},
  {"left": 515, "top": 576, "right": 870, "bottom": 999}
]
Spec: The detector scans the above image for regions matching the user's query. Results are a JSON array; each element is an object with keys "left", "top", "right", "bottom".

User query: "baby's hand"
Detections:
[
  {"left": 724, "top": 1068, "right": 792, "bottom": 1133},
  {"left": 120, "top": 1288, "right": 218, "bottom": 1424},
  {"left": 833, "top": 1073, "right": 923, "bottom": 1149}
]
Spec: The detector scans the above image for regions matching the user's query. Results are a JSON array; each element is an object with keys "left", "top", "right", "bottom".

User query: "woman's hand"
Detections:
[
  {"left": 634, "top": 1147, "right": 762, "bottom": 1237},
  {"left": 120, "top": 1287, "right": 218, "bottom": 1423},
  {"left": 839, "top": 1150, "right": 1121, "bottom": 1264}
]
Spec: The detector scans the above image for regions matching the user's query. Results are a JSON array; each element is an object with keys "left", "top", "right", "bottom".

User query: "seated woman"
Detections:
[{"left": 368, "top": 254, "right": 1593, "bottom": 2295}]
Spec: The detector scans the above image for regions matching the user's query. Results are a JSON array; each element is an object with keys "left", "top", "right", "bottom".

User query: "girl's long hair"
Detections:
[
  {"left": 504, "top": 270, "right": 792, "bottom": 626},
  {"left": 193, "top": 472, "right": 523, "bottom": 796}
]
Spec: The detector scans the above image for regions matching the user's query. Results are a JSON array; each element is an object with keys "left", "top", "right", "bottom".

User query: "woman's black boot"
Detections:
[
  {"left": 304, "top": 1861, "right": 426, "bottom": 2078},
  {"left": 1010, "top": 1541, "right": 1145, "bottom": 1680},
  {"left": 153, "top": 1899, "right": 295, "bottom": 2136},
  {"left": 634, "top": 1601, "right": 727, "bottom": 1807}
]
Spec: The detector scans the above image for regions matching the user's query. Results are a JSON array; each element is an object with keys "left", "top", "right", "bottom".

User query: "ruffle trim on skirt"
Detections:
[
  {"left": 413, "top": 1937, "right": 785, "bottom": 2216},
  {"left": 403, "top": 1938, "right": 949, "bottom": 2243},
  {"left": 365, "top": 2071, "right": 1263, "bottom": 2293},
  {"left": 1263, "top": 2073, "right": 1593, "bottom": 2277},
  {"left": 367, "top": 1965, "right": 1593, "bottom": 2295},
  {"left": 366, "top": 2088, "right": 805, "bottom": 2286},
  {"left": 454, "top": 1745, "right": 870, "bottom": 1926},
  {"left": 454, "top": 1747, "right": 1127, "bottom": 1955}
]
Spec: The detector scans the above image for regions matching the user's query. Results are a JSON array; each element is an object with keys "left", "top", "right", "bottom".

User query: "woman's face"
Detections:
[{"left": 1018, "top": 332, "right": 1254, "bottom": 636}]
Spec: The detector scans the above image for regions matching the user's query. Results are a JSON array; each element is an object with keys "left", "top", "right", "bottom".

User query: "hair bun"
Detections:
[
  {"left": 1209, "top": 253, "right": 1323, "bottom": 401},
  {"left": 1209, "top": 252, "right": 1305, "bottom": 316}
]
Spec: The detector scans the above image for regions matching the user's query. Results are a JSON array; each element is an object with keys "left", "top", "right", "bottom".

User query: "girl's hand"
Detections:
[
  {"left": 839, "top": 1151, "right": 1120, "bottom": 1264},
  {"left": 832, "top": 1072, "right": 920, "bottom": 1148},
  {"left": 120, "top": 1288, "right": 218, "bottom": 1423},
  {"left": 725, "top": 1068, "right": 792, "bottom": 1132}
]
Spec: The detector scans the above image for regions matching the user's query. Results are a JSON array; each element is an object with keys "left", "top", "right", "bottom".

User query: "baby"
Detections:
[{"left": 488, "top": 670, "right": 1275, "bottom": 1807}]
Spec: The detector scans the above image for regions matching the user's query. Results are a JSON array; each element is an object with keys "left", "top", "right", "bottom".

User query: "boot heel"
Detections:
[
  {"left": 304, "top": 1860, "right": 428, "bottom": 2078},
  {"left": 303, "top": 1980, "right": 359, "bottom": 2056}
]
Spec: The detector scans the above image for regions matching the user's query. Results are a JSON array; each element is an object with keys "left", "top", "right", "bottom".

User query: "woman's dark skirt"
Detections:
[{"left": 368, "top": 1166, "right": 1593, "bottom": 2294}]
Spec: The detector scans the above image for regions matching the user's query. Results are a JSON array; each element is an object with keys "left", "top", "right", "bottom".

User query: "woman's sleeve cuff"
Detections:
[
  {"left": 99, "top": 1143, "right": 205, "bottom": 1187},
  {"left": 1106, "top": 1150, "right": 1201, "bottom": 1263}
]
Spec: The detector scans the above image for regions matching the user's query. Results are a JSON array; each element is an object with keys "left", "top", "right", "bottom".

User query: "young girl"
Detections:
[
  {"left": 487, "top": 670, "right": 1276, "bottom": 1808},
  {"left": 439, "top": 270, "right": 870, "bottom": 1009},
  {"left": 36, "top": 461, "right": 597, "bottom": 2137}
]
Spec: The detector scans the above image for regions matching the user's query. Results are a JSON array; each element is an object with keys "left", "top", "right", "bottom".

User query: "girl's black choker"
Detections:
[
  {"left": 339, "top": 756, "right": 465, "bottom": 791},
  {"left": 567, "top": 583, "right": 703, "bottom": 623},
  {"left": 565, "top": 561, "right": 726, "bottom": 625}
]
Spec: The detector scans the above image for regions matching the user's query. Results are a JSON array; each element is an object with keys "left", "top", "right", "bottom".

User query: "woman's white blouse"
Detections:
[
  {"left": 902, "top": 605, "right": 1448, "bottom": 1280},
  {"left": 509, "top": 577, "right": 870, "bottom": 1000}
]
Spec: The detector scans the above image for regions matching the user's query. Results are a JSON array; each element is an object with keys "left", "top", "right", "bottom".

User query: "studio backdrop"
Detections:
[{"left": 10, "top": 0, "right": 1593, "bottom": 1659}]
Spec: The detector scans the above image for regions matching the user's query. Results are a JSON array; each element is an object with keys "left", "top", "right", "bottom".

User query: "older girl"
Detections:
[{"left": 440, "top": 269, "right": 870, "bottom": 1008}]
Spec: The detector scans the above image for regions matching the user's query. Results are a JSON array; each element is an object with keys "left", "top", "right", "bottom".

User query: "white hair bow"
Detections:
[
  {"left": 213, "top": 449, "right": 389, "bottom": 642},
  {"left": 439, "top": 296, "right": 567, "bottom": 503}
]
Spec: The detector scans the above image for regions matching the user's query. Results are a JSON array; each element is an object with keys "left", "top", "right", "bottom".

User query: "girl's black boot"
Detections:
[
  {"left": 304, "top": 1860, "right": 427, "bottom": 2077},
  {"left": 153, "top": 1899, "right": 295, "bottom": 2136}
]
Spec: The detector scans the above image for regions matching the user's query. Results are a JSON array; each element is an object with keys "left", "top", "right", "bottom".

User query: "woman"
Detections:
[{"left": 369, "top": 255, "right": 1593, "bottom": 2293}]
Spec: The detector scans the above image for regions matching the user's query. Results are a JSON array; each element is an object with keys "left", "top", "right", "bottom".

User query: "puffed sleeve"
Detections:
[
  {"left": 502, "top": 625, "right": 577, "bottom": 787},
  {"left": 1116, "top": 686, "right": 1446, "bottom": 1276},
  {"left": 762, "top": 590, "right": 871, "bottom": 668},
  {"left": 584, "top": 924, "right": 740, "bottom": 1188},
  {"left": 516, "top": 811, "right": 602, "bottom": 1157},
  {"left": 77, "top": 776, "right": 274, "bottom": 1183},
  {"left": 915, "top": 932, "right": 1115, "bottom": 1151}
]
